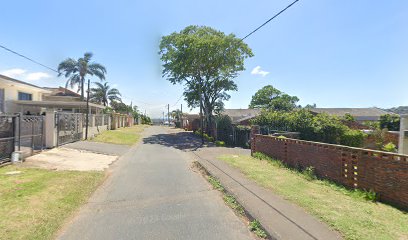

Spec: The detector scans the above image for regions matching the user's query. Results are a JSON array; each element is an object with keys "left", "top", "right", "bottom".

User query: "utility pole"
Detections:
[
  {"left": 180, "top": 104, "right": 183, "bottom": 128},
  {"left": 199, "top": 88, "right": 204, "bottom": 144},
  {"left": 162, "top": 112, "right": 165, "bottom": 125},
  {"left": 85, "top": 79, "right": 90, "bottom": 140},
  {"left": 167, "top": 104, "right": 170, "bottom": 127}
]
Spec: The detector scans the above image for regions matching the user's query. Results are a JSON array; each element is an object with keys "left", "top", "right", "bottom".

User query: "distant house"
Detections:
[
  {"left": 221, "top": 109, "right": 261, "bottom": 125},
  {"left": 0, "top": 74, "right": 104, "bottom": 114},
  {"left": 309, "top": 108, "right": 392, "bottom": 122}
]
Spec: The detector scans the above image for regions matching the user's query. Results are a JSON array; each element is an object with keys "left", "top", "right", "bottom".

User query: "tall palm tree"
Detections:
[
  {"left": 90, "top": 82, "right": 121, "bottom": 106},
  {"left": 58, "top": 52, "right": 107, "bottom": 100}
]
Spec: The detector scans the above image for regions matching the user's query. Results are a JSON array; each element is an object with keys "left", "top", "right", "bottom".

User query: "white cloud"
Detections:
[
  {"left": 0, "top": 68, "right": 52, "bottom": 81},
  {"left": 251, "top": 66, "right": 269, "bottom": 77},
  {"left": 25, "top": 72, "right": 51, "bottom": 81},
  {"left": 0, "top": 68, "right": 26, "bottom": 78}
]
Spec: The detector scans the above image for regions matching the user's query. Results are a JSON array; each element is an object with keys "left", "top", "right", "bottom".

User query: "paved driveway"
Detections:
[{"left": 58, "top": 126, "right": 254, "bottom": 240}]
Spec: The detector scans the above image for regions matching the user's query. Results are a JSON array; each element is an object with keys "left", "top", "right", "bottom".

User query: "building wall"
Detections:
[
  {"left": 0, "top": 81, "right": 44, "bottom": 114},
  {"left": 251, "top": 132, "right": 408, "bottom": 210}
]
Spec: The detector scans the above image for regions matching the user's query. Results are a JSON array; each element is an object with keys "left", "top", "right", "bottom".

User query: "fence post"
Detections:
[
  {"left": 250, "top": 125, "right": 260, "bottom": 156},
  {"left": 45, "top": 110, "right": 57, "bottom": 148}
]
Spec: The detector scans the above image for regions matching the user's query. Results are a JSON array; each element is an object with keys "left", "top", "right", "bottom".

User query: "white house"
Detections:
[{"left": 0, "top": 74, "right": 50, "bottom": 114}]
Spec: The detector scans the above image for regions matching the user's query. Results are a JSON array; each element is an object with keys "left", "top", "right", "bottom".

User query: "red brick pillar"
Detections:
[{"left": 251, "top": 125, "right": 260, "bottom": 156}]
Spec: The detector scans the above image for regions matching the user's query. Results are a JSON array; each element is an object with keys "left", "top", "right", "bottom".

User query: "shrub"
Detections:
[
  {"left": 215, "top": 141, "right": 225, "bottom": 147},
  {"left": 251, "top": 109, "right": 369, "bottom": 147},
  {"left": 302, "top": 166, "right": 316, "bottom": 181},
  {"left": 216, "top": 115, "right": 233, "bottom": 144},
  {"left": 340, "top": 129, "right": 367, "bottom": 147},
  {"left": 382, "top": 142, "right": 397, "bottom": 152}
]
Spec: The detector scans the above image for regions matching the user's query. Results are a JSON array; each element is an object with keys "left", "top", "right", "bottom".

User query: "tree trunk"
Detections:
[{"left": 80, "top": 76, "right": 85, "bottom": 100}]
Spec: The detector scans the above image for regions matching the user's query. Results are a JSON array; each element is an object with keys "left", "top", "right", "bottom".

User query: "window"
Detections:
[{"left": 18, "top": 92, "right": 32, "bottom": 101}]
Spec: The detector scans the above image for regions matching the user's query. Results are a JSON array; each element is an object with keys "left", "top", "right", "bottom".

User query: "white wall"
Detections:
[
  {"left": 0, "top": 78, "right": 47, "bottom": 114},
  {"left": 399, "top": 115, "right": 408, "bottom": 155}
]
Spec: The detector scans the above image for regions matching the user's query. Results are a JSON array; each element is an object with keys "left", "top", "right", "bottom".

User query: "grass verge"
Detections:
[
  {"left": 192, "top": 161, "right": 269, "bottom": 239},
  {"left": 0, "top": 165, "right": 104, "bottom": 240},
  {"left": 218, "top": 153, "right": 408, "bottom": 240},
  {"left": 91, "top": 124, "right": 148, "bottom": 145}
]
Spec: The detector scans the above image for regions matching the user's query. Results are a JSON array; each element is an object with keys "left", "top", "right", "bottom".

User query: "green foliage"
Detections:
[
  {"left": 249, "top": 85, "right": 299, "bottom": 111},
  {"left": 379, "top": 114, "right": 400, "bottom": 131},
  {"left": 340, "top": 129, "right": 367, "bottom": 147},
  {"left": 223, "top": 194, "right": 245, "bottom": 215},
  {"left": 215, "top": 140, "right": 226, "bottom": 147},
  {"left": 58, "top": 52, "right": 106, "bottom": 99},
  {"left": 382, "top": 142, "right": 397, "bottom": 153},
  {"left": 302, "top": 166, "right": 316, "bottom": 181},
  {"left": 343, "top": 113, "right": 355, "bottom": 122},
  {"left": 362, "top": 189, "right": 378, "bottom": 202},
  {"left": 90, "top": 82, "right": 121, "bottom": 106},
  {"left": 159, "top": 25, "right": 253, "bottom": 135},
  {"left": 252, "top": 109, "right": 368, "bottom": 147},
  {"left": 208, "top": 176, "right": 224, "bottom": 191},
  {"left": 249, "top": 220, "right": 268, "bottom": 239},
  {"left": 215, "top": 115, "right": 233, "bottom": 144},
  {"left": 362, "top": 121, "right": 380, "bottom": 130}
]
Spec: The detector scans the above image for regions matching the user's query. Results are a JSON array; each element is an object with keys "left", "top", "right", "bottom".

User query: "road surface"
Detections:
[{"left": 58, "top": 126, "right": 253, "bottom": 240}]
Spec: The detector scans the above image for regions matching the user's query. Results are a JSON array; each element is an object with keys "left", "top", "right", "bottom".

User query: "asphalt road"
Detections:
[{"left": 58, "top": 126, "right": 253, "bottom": 240}]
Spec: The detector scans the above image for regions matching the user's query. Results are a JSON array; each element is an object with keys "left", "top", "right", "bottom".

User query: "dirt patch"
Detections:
[{"left": 23, "top": 148, "right": 118, "bottom": 171}]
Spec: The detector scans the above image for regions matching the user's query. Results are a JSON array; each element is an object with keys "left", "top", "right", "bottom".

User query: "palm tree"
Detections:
[
  {"left": 90, "top": 82, "right": 121, "bottom": 106},
  {"left": 58, "top": 52, "right": 107, "bottom": 100}
]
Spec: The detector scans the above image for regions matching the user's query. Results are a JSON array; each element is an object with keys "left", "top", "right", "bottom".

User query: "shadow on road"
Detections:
[{"left": 142, "top": 131, "right": 209, "bottom": 151}]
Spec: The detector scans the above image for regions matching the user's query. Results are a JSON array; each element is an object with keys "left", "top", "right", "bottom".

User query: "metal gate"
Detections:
[
  {"left": 56, "top": 113, "right": 83, "bottom": 146},
  {"left": 0, "top": 115, "right": 16, "bottom": 163},
  {"left": 20, "top": 115, "right": 45, "bottom": 156}
]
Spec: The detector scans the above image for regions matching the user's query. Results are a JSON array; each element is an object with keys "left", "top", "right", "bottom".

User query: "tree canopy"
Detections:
[
  {"left": 249, "top": 85, "right": 299, "bottom": 111},
  {"left": 90, "top": 82, "right": 121, "bottom": 106},
  {"left": 159, "top": 25, "right": 253, "bottom": 135},
  {"left": 58, "top": 52, "right": 106, "bottom": 100}
]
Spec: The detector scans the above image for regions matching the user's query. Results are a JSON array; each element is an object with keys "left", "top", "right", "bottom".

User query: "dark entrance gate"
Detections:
[
  {"left": 56, "top": 113, "right": 83, "bottom": 146},
  {"left": 20, "top": 115, "right": 45, "bottom": 156},
  {"left": 0, "top": 115, "right": 16, "bottom": 163}
]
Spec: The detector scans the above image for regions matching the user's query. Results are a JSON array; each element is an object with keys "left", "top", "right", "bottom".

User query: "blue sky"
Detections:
[{"left": 0, "top": 0, "right": 407, "bottom": 117}]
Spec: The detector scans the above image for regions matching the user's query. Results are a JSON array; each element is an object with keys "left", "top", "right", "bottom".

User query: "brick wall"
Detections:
[{"left": 252, "top": 133, "right": 408, "bottom": 210}]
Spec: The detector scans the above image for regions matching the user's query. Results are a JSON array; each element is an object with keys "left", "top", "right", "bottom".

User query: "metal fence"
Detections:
[
  {"left": 56, "top": 113, "right": 83, "bottom": 146},
  {"left": 20, "top": 115, "right": 45, "bottom": 156},
  {"left": 0, "top": 115, "right": 16, "bottom": 163},
  {"left": 0, "top": 114, "right": 45, "bottom": 163}
]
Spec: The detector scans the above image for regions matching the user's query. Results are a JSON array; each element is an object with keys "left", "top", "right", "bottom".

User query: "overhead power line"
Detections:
[
  {"left": 0, "top": 44, "right": 59, "bottom": 73},
  {"left": 241, "top": 0, "right": 301, "bottom": 41}
]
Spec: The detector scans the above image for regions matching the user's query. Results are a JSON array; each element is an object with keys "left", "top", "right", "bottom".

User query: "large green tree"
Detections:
[
  {"left": 58, "top": 52, "right": 107, "bottom": 100},
  {"left": 90, "top": 82, "right": 121, "bottom": 106},
  {"left": 249, "top": 85, "right": 299, "bottom": 111},
  {"left": 159, "top": 25, "right": 253, "bottom": 135}
]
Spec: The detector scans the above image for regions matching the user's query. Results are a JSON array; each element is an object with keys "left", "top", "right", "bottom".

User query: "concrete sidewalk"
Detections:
[{"left": 192, "top": 148, "right": 343, "bottom": 240}]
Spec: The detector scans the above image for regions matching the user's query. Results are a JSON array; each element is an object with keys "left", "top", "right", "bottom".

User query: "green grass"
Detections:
[
  {"left": 223, "top": 194, "right": 245, "bottom": 216},
  {"left": 0, "top": 165, "right": 104, "bottom": 240},
  {"left": 91, "top": 125, "right": 148, "bottom": 145},
  {"left": 218, "top": 154, "right": 408, "bottom": 240},
  {"left": 249, "top": 219, "right": 268, "bottom": 239}
]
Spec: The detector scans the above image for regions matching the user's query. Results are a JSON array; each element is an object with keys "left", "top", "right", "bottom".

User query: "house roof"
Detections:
[
  {"left": 43, "top": 87, "right": 81, "bottom": 97},
  {"left": 221, "top": 109, "right": 261, "bottom": 123},
  {"left": 309, "top": 108, "right": 392, "bottom": 121},
  {"left": 14, "top": 100, "right": 105, "bottom": 109},
  {"left": 0, "top": 74, "right": 49, "bottom": 91}
]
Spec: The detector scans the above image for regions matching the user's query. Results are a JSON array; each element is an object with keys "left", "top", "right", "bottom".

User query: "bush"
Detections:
[
  {"left": 340, "top": 129, "right": 367, "bottom": 147},
  {"left": 251, "top": 109, "right": 369, "bottom": 147},
  {"left": 215, "top": 141, "right": 225, "bottom": 147},
  {"left": 302, "top": 166, "right": 316, "bottom": 181},
  {"left": 216, "top": 115, "right": 233, "bottom": 144},
  {"left": 382, "top": 142, "right": 397, "bottom": 152}
]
